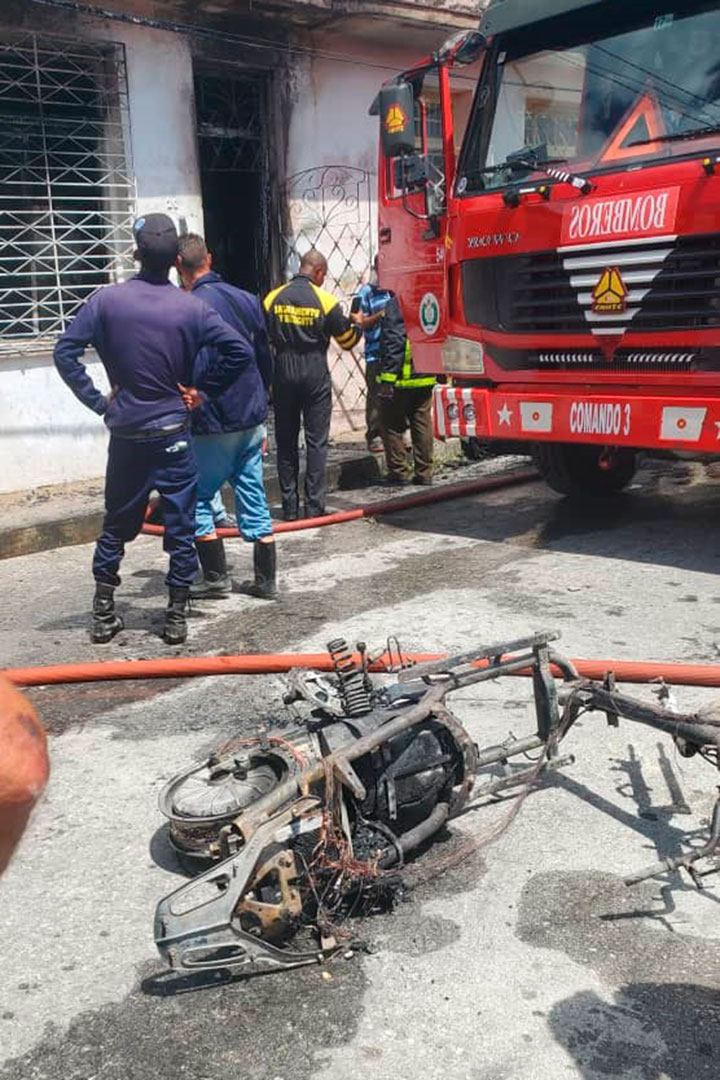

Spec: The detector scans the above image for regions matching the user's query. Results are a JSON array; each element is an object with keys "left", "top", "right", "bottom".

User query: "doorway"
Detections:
[{"left": 194, "top": 71, "right": 270, "bottom": 294}]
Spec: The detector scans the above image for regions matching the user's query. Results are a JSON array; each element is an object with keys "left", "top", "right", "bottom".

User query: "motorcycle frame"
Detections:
[{"left": 155, "top": 631, "right": 720, "bottom": 977}]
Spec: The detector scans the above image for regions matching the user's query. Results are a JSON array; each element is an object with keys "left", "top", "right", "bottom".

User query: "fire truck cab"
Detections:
[{"left": 374, "top": 0, "right": 720, "bottom": 494}]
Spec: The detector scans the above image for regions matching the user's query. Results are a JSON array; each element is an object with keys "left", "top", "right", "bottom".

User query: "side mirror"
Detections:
[{"left": 378, "top": 83, "right": 415, "bottom": 158}]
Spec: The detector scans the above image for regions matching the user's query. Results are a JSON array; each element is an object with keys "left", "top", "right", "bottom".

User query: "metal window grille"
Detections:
[
  {"left": 0, "top": 30, "right": 135, "bottom": 356},
  {"left": 195, "top": 73, "right": 267, "bottom": 174}
]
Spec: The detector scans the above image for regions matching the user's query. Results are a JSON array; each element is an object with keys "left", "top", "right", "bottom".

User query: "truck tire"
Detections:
[
  {"left": 461, "top": 437, "right": 491, "bottom": 461},
  {"left": 532, "top": 443, "right": 637, "bottom": 497}
]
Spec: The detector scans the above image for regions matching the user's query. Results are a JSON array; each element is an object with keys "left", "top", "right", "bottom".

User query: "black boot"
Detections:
[
  {"left": 91, "top": 583, "right": 124, "bottom": 644},
  {"left": 164, "top": 586, "right": 190, "bottom": 645},
  {"left": 239, "top": 540, "right": 278, "bottom": 600},
  {"left": 190, "top": 538, "right": 231, "bottom": 598}
]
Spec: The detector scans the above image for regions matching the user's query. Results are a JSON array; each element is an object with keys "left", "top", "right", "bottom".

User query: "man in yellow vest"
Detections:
[{"left": 376, "top": 293, "right": 436, "bottom": 486}]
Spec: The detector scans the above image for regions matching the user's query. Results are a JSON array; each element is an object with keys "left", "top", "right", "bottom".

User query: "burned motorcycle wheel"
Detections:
[{"left": 158, "top": 736, "right": 304, "bottom": 866}]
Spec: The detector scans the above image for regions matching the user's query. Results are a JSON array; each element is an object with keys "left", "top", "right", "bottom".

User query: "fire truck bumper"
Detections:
[{"left": 433, "top": 385, "right": 720, "bottom": 453}]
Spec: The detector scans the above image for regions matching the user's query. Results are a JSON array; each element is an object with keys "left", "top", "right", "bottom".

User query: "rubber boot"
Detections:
[
  {"left": 190, "top": 538, "right": 232, "bottom": 598},
  {"left": 239, "top": 540, "right": 278, "bottom": 600},
  {"left": 91, "top": 583, "right": 124, "bottom": 644},
  {"left": 163, "top": 586, "right": 190, "bottom": 645}
]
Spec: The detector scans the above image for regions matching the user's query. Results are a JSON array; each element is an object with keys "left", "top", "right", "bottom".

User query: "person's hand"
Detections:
[
  {"left": 350, "top": 310, "right": 364, "bottom": 327},
  {"left": 107, "top": 384, "right": 120, "bottom": 404},
  {"left": 177, "top": 384, "right": 203, "bottom": 411}
]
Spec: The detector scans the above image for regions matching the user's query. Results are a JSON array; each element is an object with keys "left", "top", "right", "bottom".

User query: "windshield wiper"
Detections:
[
  {"left": 630, "top": 123, "right": 720, "bottom": 147},
  {"left": 465, "top": 143, "right": 561, "bottom": 177},
  {"left": 462, "top": 151, "right": 591, "bottom": 195}
]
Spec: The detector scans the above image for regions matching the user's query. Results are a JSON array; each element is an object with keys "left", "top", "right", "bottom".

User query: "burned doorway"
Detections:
[{"left": 194, "top": 71, "right": 270, "bottom": 294}]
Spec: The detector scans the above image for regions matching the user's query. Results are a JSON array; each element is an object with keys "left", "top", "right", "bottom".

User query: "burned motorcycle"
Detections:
[{"left": 154, "top": 632, "right": 720, "bottom": 977}]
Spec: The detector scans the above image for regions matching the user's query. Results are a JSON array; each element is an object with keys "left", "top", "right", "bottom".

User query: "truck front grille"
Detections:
[{"left": 463, "top": 232, "right": 720, "bottom": 336}]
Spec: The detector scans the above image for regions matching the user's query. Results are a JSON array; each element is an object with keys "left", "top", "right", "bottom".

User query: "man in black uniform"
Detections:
[
  {"left": 377, "top": 293, "right": 436, "bottom": 486},
  {"left": 54, "top": 214, "right": 253, "bottom": 645},
  {"left": 264, "top": 250, "right": 361, "bottom": 520}
]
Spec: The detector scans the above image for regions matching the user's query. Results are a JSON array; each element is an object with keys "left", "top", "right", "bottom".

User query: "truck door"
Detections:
[{"left": 376, "top": 65, "right": 455, "bottom": 374}]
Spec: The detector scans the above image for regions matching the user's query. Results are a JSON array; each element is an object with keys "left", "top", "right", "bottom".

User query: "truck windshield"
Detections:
[{"left": 458, "top": 5, "right": 720, "bottom": 194}]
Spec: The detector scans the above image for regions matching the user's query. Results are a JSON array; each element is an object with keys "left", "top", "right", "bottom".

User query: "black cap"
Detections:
[{"left": 133, "top": 213, "right": 179, "bottom": 266}]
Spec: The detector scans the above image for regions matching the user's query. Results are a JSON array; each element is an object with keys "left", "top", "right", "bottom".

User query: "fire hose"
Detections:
[
  {"left": 5, "top": 653, "right": 720, "bottom": 689},
  {"left": 140, "top": 466, "right": 539, "bottom": 538},
  {"left": 5, "top": 465, "right": 720, "bottom": 690}
]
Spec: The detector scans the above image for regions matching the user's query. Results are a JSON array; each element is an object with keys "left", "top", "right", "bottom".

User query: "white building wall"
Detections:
[
  {"left": 109, "top": 23, "right": 204, "bottom": 233},
  {"left": 0, "top": 22, "right": 203, "bottom": 494},
  {"left": 0, "top": 18, "right": 462, "bottom": 490}
]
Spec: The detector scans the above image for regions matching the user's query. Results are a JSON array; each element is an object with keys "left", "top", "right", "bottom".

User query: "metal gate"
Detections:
[
  {"left": 0, "top": 30, "right": 135, "bottom": 356},
  {"left": 283, "top": 165, "right": 374, "bottom": 437}
]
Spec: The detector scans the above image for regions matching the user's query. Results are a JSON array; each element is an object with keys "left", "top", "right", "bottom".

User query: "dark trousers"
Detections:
[
  {"left": 365, "top": 363, "right": 382, "bottom": 446},
  {"left": 273, "top": 354, "right": 332, "bottom": 516},
  {"left": 93, "top": 431, "right": 198, "bottom": 588},
  {"left": 380, "top": 386, "right": 434, "bottom": 482}
]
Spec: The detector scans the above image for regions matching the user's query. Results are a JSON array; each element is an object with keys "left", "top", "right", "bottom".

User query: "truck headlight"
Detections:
[{"left": 441, "top": 336, "right": 484, "bottom": 374}]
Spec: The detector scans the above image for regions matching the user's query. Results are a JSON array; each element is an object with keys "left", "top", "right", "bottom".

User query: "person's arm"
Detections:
[
  {"left": 325, "top": 300, "right": 362, "bottom": 352},
  {"left": 251, "top": 297, "right": 273, "bottom": 391},
  {"left": 194, "top": 304, "right": 255, "bottom": 398},
  {"left": 377, "top": 295, "right": 407, "bottom": 390},
  {"left": 352, "top": 285, "right": 385, "bottom": 332},
  {"left": 355, "top": 309, "right": 385, "bottom": 331},
  {"left": 53, "top": 294, "right": 108, "bottom": 415},
  {"left": 0, "top": 678, "right": 49, "bottom": 877}
]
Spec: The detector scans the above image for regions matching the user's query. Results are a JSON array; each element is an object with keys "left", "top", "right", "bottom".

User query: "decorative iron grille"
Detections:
[
  {"left": 195, "top": 73, "right": 267, "bottom": 174},
  {"left": 0, "top": 30, "right": 135, "bottom": 356},
  {"left": 283, "top": 165, "right": 374, "bottom": 435}
]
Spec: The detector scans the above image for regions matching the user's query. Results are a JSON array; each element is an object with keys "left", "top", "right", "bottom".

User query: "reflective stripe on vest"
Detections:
[
  {"left": 397, "top": 339, "right": 435, "bottom": 388},
  {"left": 378, "top": 338, "right": 436, "bottom": 388}
]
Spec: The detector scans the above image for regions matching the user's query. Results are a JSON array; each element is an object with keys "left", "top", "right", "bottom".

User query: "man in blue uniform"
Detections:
[
  {"left": 354, "top": 256, "right": 392, "bottom": 452},
  {"left": 54, "top": 214, "right": 253, "bottom": 645},
  {"left": 177, "top": 233, "right": 277, "bottom": 600}
]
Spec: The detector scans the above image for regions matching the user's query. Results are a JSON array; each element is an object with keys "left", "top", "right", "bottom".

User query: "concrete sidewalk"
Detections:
[{"left": 0, "top": 438, "right": 463, "bottom": 560}]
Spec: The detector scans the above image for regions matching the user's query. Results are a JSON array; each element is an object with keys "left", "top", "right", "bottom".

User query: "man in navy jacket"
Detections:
[
  {"left": 177, "top": 234, "right": 277, "bottom": 600},
  {"left": 54, "top": 214, "right": 253, "bottom": 645}
]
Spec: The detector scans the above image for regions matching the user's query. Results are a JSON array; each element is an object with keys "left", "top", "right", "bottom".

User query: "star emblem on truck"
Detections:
[{"left": 497, "top": 403, "right": 512, "bottom": 426}]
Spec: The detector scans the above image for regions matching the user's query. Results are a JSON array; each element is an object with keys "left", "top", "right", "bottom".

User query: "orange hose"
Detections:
[
  {"left": 4, "top": 653, "right": 720, "bottom": 689},
  {"left": 8, "top": 467, "right": 719, "bottom": 692},
  {"left": 141, "top": 467, "right": 539, "bottom": 538}
]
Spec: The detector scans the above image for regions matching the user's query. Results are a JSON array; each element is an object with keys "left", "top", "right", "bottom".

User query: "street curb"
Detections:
[
  {"left": 0, "top": 454, "right": 384, "bottom": 561},
  {"left": 0, "top": 439, "right": 462, "bottom": 561}
]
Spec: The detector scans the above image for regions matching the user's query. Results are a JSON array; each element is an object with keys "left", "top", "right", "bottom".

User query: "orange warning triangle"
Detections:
[{"left": 599, "top": 91, "right": 667, "bottom": 163}]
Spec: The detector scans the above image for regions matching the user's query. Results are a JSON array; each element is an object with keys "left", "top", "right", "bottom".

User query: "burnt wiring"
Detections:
[{"left": 154, "top": 631, "right": 720, "bottom": 979}]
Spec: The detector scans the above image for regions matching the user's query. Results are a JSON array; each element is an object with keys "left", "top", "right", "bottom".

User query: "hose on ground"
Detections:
[
  {"left": 140, "top": 467, "right": 539, "bottom": 538},
  {"left": 7, "top": 464, "right": 720, "bottom": 692},
  {"left": 5, "top": 653, "right": 720, "bottom": 689}
]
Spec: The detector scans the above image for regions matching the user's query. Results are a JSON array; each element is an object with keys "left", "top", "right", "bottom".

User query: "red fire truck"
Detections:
[{"left": 374, "top": 0, "right": 720, "bottom": 494}]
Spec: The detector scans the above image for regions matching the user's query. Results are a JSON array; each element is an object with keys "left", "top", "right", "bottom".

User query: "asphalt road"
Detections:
[{"left": 2, "top": 457, "right": 720, "bottom": 1080}]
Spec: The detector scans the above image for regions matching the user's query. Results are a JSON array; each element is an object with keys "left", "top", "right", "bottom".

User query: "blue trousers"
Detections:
[
  {"left": 194, "top": 425, "right": 273, "bottom": 542},
  {"left": 93, "top": 431, "right": 198, "bottom": 588}
]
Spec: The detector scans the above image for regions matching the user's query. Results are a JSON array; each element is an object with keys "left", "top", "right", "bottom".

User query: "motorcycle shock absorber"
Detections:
[{"left": 327, "top": 638, "right": 373, "bottom": 717}]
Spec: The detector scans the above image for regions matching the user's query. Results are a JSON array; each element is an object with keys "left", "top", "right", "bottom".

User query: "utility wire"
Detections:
[{"left": 25, "top": 0, "right": 480, "bottom": 82}]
